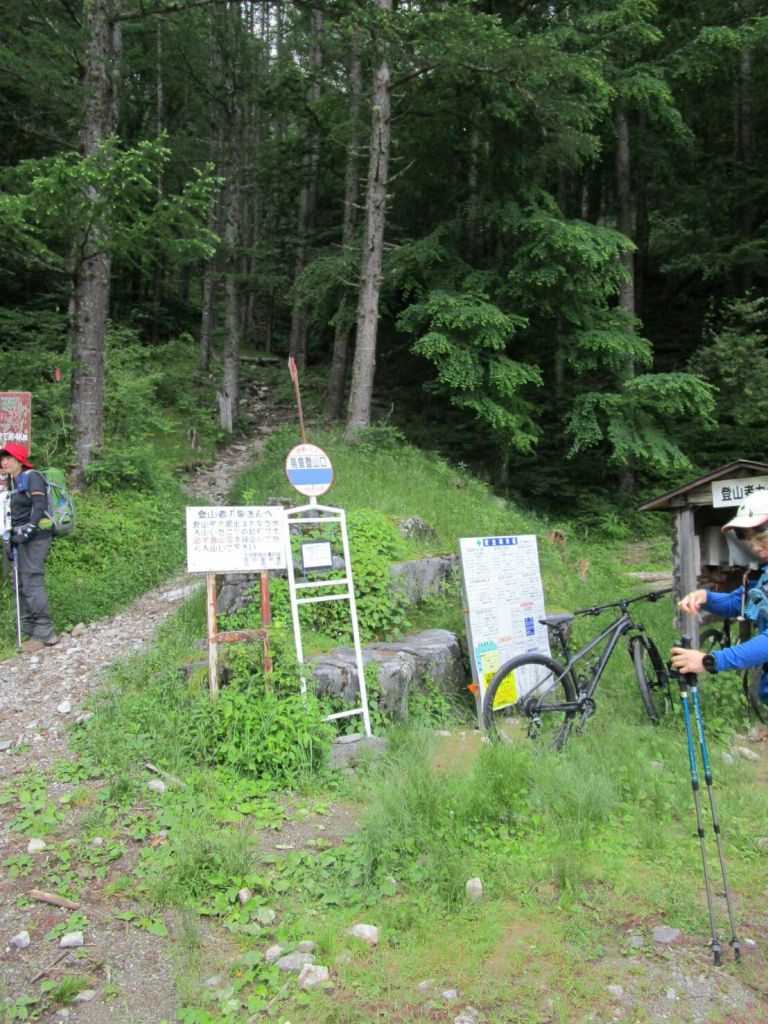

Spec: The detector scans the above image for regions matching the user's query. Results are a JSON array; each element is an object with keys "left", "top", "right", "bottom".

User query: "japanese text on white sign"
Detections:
[
  {"left": 459, "top": 535, "right": 550, "bottom": 700},
  {"left": 186, "top": 506, "right": 288, "bottom": 574},
  {"left": 712, "top": 476, "right": 768, "bottom": 508}
]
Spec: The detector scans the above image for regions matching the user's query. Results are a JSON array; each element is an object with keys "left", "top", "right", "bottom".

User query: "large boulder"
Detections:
[
  {"left": 308, "top": 629, "right": 466, "bottom": 721},
  {"left": 388, "top": 555, "right": 458, "bottom": 605}
]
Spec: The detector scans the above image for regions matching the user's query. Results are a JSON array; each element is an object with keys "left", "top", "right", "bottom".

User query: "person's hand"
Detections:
[
  {"left": 13, "top": 524, "right": 36, "bottom": 544},
  {"left": 677, "top": 589, "right": 707, "bottom": 615},
  {"left": 670, "top": 646, "right": 707, "bottom": 675}
]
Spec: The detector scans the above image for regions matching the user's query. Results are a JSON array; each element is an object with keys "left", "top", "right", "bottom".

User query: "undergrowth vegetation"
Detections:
[{"left": 3, "top": 386, "right": 768, "bottom": 1022}]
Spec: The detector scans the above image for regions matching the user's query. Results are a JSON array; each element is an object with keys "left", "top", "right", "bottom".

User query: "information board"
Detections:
[
  {"left": 459, "top": 535, "right": 550, "bottom": 706},
  {"left": 186, "top": 506, "right": 288, "bottom": 574},
  {"left": 0, "top": 392, "right": 32, "bottom": 450}
]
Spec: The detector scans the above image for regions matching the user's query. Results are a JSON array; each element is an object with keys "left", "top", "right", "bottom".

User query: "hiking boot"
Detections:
[
  {"left": 20, "top": 638, "right": 45, "bottom": 653},
  {"left": 43, "top": 635, "right": 60, "bottom": 647}
]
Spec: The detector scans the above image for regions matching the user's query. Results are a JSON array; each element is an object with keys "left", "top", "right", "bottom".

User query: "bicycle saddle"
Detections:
[{"left": 539, "top": 613, "right": 574, "bottom": 628}]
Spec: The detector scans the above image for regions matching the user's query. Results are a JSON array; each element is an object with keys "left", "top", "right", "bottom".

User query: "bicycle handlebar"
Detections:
[{"left": 573, "top": 587, "right": 673, "bottom": 617}]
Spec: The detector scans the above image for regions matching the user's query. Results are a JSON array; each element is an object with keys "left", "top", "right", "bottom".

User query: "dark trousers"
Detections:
[{"left": 15, "top": 532, "right": 55, "bottom": 641}]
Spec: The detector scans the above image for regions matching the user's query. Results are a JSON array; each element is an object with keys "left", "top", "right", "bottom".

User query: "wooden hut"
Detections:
[{"left": 639, "top": 460, "right": 768, "bottom": 646}]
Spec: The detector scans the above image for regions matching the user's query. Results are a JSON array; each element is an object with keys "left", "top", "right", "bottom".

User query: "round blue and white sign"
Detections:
[{"left": 285, "top": 443, "right": 333, "bottom": 497}]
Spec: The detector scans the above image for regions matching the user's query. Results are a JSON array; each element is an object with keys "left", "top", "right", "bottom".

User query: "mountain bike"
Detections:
[{"left": 482, "top": 588, "right": 673, "bottom": 750}]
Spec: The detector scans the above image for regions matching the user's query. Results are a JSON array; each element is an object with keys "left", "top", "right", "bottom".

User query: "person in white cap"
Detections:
[{"left": 671, "top": 489, "right": 768, "bottom": 704}]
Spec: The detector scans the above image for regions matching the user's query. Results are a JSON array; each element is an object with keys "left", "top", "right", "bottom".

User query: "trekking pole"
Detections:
[
  {"left": 688, "top": 660, "right": 741, "bottom": 961},
  {"left": 10, "top": 544, "right": 22, "bottom": 651},
  {"left": 674, "top": 637, "right": 723, "bottom": 965}
]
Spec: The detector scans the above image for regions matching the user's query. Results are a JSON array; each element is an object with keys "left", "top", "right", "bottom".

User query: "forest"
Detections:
[{"left": 2, "top": 0, "right": 768, "bottom": 515}]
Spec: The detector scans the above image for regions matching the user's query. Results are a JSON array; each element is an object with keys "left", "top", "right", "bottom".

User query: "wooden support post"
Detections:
[
  {"left": 206, "top": 572, "right": 219, "bottom": 697},
  {"left": 260, "top": 570, "right": 272, "bottom": 674}
]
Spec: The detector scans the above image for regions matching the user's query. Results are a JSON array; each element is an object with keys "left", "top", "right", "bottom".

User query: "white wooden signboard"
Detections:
[
  {"left": 711, "top": 476, "right": 768, "bottom": 508},
  {"left": 186, "top": 506, "right": 288, "bottom": 574},
  {"left": 459, "top": 535, "right": 550, "bottom": 712}
]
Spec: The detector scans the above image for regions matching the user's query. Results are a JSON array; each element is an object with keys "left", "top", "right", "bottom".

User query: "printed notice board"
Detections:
[
  {"left": 459, "top": 535, "right": 550, "bottom": 709},
  {"left": 186, "top": 506, "right": 288, "bottom": 574}
]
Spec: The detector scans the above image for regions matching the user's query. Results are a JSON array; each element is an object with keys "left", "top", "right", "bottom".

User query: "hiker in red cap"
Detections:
[{"left": 1, "top": 443, "right": 59, "bottom": 652}]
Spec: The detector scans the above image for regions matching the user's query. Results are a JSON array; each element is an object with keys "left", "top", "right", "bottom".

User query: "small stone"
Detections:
[
  {"left": 89, "top": 837, "right": 104, "bottom": 848},
  {"left": 55, "top": 1011, "right": 70, "bottom": 1021},
  {"left": 437, "top": 730, "right": 452, "bottom": 737},
  {"left": 73, "top": 990, "right": 96, "bottom": 1003},
  {"left": 71, "top": 623, "right": 86, "bottom": 637},
  {"left": 276, "top": 952, "right": 314, "bottom": 972},
  {"left": 737, "top": 747, "right": 761, "bottom": 762},
  {"left": 607, "top": 984, "right": 624, "bottom": 998},
  {"left": 0, "top": 740, "right": 12, "bottom": 753},
  {"left": 75, "top": 712, "right": 93, "bottom": 726},
  {"left": 204, "top": 975, "right": 223, "bottom": 989},
  {"left": 383, "top": 876, "right": 398, "bottom": 894},
  {"left": 237, "top": 887, "right": 252, "bottom": 905},
  {"left": 348, "top": 923, "right": 379, "bottom": 946},
  {"left": 27, "top": 838, "right": 46, "bottom": 854},
  {"left": 757, "top": 837, "right": 768, "bottom": 849},
  {"left": 264, "top": 944, "right": 284, "bottom": 964},
  {"left": 442, "top": 989, "right": 459, "bottom": 1002},
  {"left": 454, "top": 1009, "right": 480, "bottom": 1024},
  {"left": 59, "top": 931, "right": 84, "bottom": 948},
  {"left": 10, "top": 930, "right": 31, "bottom": 949},
  {"left": 274, "top": 844, "right": 295, "bottom": 850},
  {"left": 335, "top": 733, "right": 364, "bottom": 745},
  {"left": 297, "top": 940, "right": 316, "bottom": 953},
  {"left": 465, "top": 877, "right": 483, "bottom": 900},
  {"left": 147, "top": 779, "right": 167, "bottom": 795},
  {"left": 297, "top": 964, "right": 330, "bottom": 990},
  {"left": 666, "top": 989, "right": 677, "bottom": 1001},
  {"left": 652, "top": 925, "right": 681, "bottom": 945},
  {"left": 722, "top": 752, "right": 735, "bottom": 765},
  {"left": 416, "top": 979, "right": 434, "bottom": 992},
  {"left": 627, "top": 935, "right": 644, "bottom": 949},
  {"left": 745, "top": 937, "right": 757, "bottom": 947},
  {"left": 57, "top": 700, "right": 71, "bottom": 715}
]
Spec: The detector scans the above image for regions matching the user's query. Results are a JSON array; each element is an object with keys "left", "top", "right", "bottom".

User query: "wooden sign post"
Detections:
[{"left": 186, "top": 506, "right": 288, "bottom": 696}]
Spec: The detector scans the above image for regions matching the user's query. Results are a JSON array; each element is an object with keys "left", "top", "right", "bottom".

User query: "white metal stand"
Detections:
[{"left": 284, "top": 501, "right": 372, "bottom": 737}]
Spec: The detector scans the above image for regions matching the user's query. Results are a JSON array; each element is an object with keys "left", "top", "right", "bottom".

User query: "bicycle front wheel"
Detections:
[
  {"left": 630, "top": 635, "right": 670, "bottom": 724},
  {"left": 482, "top": 654, "right": 577, "bottom": 750}
]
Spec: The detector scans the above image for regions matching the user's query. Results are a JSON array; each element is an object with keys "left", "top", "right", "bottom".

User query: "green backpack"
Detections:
[{"left": 38, "top": 467, "right": 76, "bottom": 537}]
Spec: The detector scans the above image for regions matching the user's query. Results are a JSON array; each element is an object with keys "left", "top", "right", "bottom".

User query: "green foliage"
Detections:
[
  {"left": 0, "top": 137, "right": 219, "bottom": 275},
  {"left": 684, "top": 295, "right": 768, "bottom": 465},
  {"left": 400, "top": 289, "right": 541, "bottom": 454}
]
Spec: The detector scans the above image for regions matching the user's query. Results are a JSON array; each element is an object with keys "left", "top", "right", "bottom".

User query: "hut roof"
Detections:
[{"left": 638, "top": 460, "right": 768, "bottom": 512}]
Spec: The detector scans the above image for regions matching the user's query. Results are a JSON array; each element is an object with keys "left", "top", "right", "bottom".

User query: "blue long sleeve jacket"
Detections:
[{"left": 704, "top": 573, "right": 768, "bottom": 672}]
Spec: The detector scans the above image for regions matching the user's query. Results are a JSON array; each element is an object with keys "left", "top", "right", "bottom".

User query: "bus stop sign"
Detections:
[{"left": 285, "top": 443, "right": 333, "bottom": 498}]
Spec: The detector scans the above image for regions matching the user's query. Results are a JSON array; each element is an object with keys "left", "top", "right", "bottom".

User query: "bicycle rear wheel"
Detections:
[
  {"left": 482, "top": 654, "right": 577, "bottom": 750},
  {"left": 700, "top": 627, "right": 725, "bottom": 653},
  {"left": 630, "top": 635, "right": 670, "bottom": 724},
  {"left": 744, "top": 668, "right": 768, "bottom": 726}
]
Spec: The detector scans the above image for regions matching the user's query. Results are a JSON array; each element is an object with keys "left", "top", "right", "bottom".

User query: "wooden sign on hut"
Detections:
[{"left": 639, "top": 460, "right": 768, "bottom": 646}]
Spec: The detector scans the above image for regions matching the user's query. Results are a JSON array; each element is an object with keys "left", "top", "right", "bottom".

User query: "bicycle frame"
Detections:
[
  {"left": 526, "top": 588, "right": 672, "bottom": 721},
  {"left": 530, "top": 611, "right": 637, "bottom": 720}
]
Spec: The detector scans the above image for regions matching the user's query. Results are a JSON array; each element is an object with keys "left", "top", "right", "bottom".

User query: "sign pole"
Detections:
[
  {"left": 206, "top": 573, "right": 220, "bottom": 698},
  {"left": 287, "top": 357, "right": 307, "bottom": 444},
  {"left": 259, "top": 571, "right": 273, "bottom": 676}
]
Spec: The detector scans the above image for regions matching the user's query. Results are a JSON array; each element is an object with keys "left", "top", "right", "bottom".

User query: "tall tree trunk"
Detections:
[
  {"left": 324, "top": 33, "right": 363, "bottom": 423},
  {"left": 614, "top": 101, "right": 636, "bottom": 494},
  {"left": 737, "top": 42, "right": 755, "bottom": 292},
  {"left": 614, "top": 103, "right": 635, "bottom": 317},
  {"left": 199, "top": 123, "right": 223, "bottom": 372},
  {"left": 288, "top": 7, "right": 323, "bottom": 371},
  {"left": 70, "top": 0, "right": 121, "bottom": 487},
  {"left": 344, "top": 0, "right": 392, "bottom": 439},
  {"left": 216, "top": 0, "right": 246, "bottom": 433},
  {"left": 218, "top": 101, "right": 242, "bottom": 433}
]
